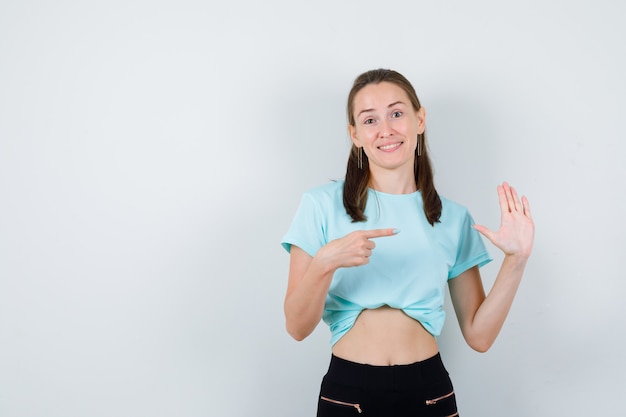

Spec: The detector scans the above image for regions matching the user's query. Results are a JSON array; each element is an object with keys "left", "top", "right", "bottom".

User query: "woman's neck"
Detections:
[{"left": 368, "top": 167, "right": 417, "bottom": 194}]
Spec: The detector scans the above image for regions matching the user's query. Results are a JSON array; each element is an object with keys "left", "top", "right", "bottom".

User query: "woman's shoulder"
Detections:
[
  {"left": 302, "top": 179, "right": 345, "bottom": 201},
  {"left": 438, "top": 193, "right": 472, "bottom": 220}
]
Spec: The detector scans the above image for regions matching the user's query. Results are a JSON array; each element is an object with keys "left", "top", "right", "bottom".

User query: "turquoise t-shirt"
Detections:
[{"left": 281, "top": 180, "right": 492, "bottom": 346}]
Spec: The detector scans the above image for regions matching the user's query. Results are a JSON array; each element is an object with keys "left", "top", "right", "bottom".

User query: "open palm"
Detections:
[{"left": 473, "top": 182, "right": 535, "bottom": 258}]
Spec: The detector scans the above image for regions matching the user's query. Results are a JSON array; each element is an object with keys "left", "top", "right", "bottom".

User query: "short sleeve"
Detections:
[
  {"left": 281, "top": 193, "right": 327, "bottom": 257},
  {"left": 448, "top": 210, "right": 493, "bottom": 279}
]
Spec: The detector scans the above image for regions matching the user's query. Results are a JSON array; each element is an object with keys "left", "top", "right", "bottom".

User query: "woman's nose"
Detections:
[{"left": 379, "top": 119, "right": 393, "bottom": 137}]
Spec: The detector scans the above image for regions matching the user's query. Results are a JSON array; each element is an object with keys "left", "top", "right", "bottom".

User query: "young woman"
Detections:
[{"left": 281, "top": 69, "right": 534, "bottom": 416}]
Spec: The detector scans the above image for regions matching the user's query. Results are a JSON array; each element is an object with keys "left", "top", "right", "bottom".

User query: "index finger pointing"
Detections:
[{"left": 363, "top": 228, "right": 399, "bottom": 239}]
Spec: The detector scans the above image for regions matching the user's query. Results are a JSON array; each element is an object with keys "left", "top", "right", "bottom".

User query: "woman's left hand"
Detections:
[{"left": 473, "top": 182, "right": 535, "bottom": 259}]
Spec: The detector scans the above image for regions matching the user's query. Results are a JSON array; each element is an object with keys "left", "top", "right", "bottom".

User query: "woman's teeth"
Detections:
[{"left": 379, "top": 143, "right": 401, "bottom": 150}]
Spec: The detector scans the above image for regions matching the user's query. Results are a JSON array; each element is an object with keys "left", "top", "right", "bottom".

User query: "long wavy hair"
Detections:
[{"left": 343, "top": 69, "right": 442, "bottom": 226}]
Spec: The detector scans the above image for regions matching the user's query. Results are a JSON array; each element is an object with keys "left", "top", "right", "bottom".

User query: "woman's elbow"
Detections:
[
  {"left": 285, "top": 316, "right": 315, "bottom": 341},
  {"left": 469, "top": 342, "right": 491, "bottom": 353},
  {"left": 286, "top": 323, "right": 310, "bottom": 341},
  {"left": 465, "top": 335, "right": 494, "bottom": 353}
]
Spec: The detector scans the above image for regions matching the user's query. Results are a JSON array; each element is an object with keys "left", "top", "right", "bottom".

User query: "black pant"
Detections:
[{"left": 317, "top": 353, "right": 458, "bottom": 417}]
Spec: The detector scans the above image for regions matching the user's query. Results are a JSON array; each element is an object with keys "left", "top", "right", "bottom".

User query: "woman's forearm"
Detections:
[
  {"left": 284, "top": 256, "right": 336, "bottom": 341},
  {"left": 466, "top": 255, "right": 528, "bottom": 352}
]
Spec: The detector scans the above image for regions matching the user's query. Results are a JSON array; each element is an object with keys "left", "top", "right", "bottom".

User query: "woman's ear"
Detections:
[
  {"left": 416, "top": 107, "right": 426, "bottom": 134},
  {"left": 348, "top": 124, "right": 360, "bottom": 147}
]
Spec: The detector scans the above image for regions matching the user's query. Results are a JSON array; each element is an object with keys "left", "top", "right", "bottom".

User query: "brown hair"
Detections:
[{"left": 343, "top": 68, "right": 442, "bottom": 226}]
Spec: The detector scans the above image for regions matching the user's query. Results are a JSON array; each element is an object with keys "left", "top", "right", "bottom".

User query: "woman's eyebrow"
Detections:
[
  {"left": 357, "top": 108, "right": 375, "bottom": 117},
  {"left": 357, "top": 101, "right": 407, "bottom": 118},
  {"left": 387, "top": 100, "right": 406, "bottom": 108}
]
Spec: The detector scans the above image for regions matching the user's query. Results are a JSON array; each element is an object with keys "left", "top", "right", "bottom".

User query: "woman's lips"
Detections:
[{"left": 378, "top": 142, "right": 403, "bottom": 151}]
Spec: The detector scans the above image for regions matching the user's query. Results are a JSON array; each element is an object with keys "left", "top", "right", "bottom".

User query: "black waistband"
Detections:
[{"left": 324, "top": 353, "right": 447, "bottom": 391}]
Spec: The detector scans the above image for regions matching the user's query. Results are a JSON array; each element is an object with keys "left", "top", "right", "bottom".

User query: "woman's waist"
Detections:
[{"left": 331, "top": 306, "right": 439, "bottom": 366}]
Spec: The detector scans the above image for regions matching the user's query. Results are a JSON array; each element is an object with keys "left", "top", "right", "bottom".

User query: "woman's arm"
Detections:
[
  {"left": 449, "top": 182, "right": 534, "bottom": 352},
  {"left": 283, "top": 246, "right": 334, "bottom": 341},
  {"left": 284, "top": 228, "right": 398, "bottom": 341}
]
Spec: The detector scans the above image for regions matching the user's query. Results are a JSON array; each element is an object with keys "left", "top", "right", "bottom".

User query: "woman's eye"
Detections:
[
  {"left": 392, "top": 111, "right": 403, "bottom": 118},
  {"left": 364, "top": 118, "right": 375, "bottom": 125}
]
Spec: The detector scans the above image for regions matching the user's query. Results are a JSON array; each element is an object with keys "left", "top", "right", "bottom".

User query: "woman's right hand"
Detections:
[
  {"left": 284, "top": 228, "right": 398, "bottom": 341},
  {"left": 317, "top": 228, "right": 399, "bottom": 270}
]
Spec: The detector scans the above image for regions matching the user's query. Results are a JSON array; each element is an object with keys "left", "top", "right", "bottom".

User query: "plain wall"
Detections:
[{"left": 1, "top": 1, "right": 624, "bottom": 416}]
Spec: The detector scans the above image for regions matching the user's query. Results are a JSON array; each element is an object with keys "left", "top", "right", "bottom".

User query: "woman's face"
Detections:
[{"left": 349, "top": 81, "right": 425, "bottom": 175}]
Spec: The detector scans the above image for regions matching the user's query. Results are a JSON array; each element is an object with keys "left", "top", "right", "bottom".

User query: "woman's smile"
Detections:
[{"left": 378, "top": 141, "right": 403, "bottom": 152}]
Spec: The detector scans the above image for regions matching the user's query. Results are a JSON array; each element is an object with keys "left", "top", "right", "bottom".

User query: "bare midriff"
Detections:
[{"left": 331, "top": 305, "right": 439, "bottom": 366}]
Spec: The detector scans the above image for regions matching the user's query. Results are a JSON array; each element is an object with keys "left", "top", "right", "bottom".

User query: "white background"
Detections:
[{"left": 1, "top": 1, "right": 624, "bottom": 416}]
